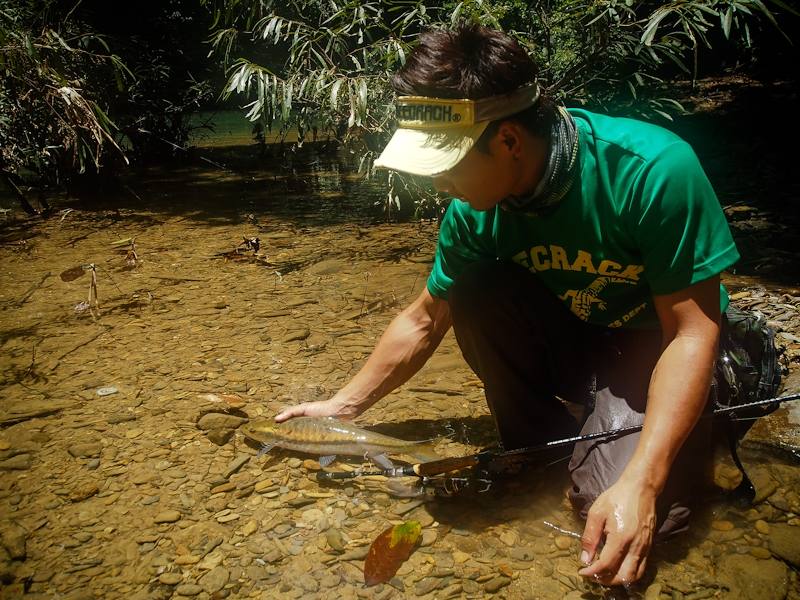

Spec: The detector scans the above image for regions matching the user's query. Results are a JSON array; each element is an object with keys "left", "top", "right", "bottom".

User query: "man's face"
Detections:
[
  {"left": 432, "top": 143, "right": 515, "bottom": 211},
  {"left": 431, "top": 121, "right": 544, "bottom": 211}
]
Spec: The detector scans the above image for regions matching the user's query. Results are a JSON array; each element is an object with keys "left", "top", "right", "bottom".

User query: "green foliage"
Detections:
[
  {"left": 0, "top": 1, "right": 130, "bottom": 184},
  {"left": 207, "top": 0, "right": 794, "bottom": 216}
]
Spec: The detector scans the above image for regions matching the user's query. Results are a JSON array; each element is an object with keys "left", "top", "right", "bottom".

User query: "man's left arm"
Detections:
[{"left": 578, "top": 275, "right": 722, "bottom": 586}]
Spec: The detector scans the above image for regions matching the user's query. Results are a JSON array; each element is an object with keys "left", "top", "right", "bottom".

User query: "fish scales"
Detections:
[{"left": 242, "top": 417, "right": 437, "bottom": 460}]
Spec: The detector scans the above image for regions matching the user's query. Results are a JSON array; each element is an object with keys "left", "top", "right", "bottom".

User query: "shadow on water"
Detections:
[{"left": 55, "top": 143, "right": 413, "bottom": 228}]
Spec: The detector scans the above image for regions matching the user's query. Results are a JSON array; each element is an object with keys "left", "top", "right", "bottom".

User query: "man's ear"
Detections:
[{"left": 495, "top": 121, "right": 520, "bottom": 155}]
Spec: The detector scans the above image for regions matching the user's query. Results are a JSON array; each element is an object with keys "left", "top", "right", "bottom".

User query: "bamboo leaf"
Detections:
[
  {"left": 330, "top": 78, "right": 344, "bottom": 107},
  {"left": 364, "top": 521, "right": 422, "bottom": 586},
  {"left": 721, "top": 8, "right": 732, "bottom": 38}
]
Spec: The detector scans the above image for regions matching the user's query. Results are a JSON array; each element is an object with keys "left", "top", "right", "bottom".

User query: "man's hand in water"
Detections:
[
  {"left": 577, "top": 477, "right": 657, "bottom": 586},
  {"left": 274, "top": 395, "right": 361, "bottom": 422}
]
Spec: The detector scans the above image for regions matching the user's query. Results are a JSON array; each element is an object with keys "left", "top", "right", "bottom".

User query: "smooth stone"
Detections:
[
  {"left": 207, "top": 429, "right": 234, "bottom": 446},
  {"left": 414, "top": 577, "right": 444, "bottom": 596},
  {"left": 755, "top": 520, "right": 770, "bottom": 535},
  {"left": 107, "top": 413, "right": 137, "bottom": 424},
  {"left": 509, "top": 547, "right": 536, "bottom": 561},
  {"left": 0, "top": 454, "right": 32, "bottom": 470},
  {"left": 210, "top": 482, "right": 236, "bottom": 494},
  {"left": 716, "top": 554, "right": 787, "bottom": 600},
  {"left": 420, "top": 529, "right": 437, "bottom": 547},
  {"left": 136, "top": 534, "right": 160, "bottom": 544},
  {"left": 159, "top": 572, "right": 183, "bottom": 585},
  {"left": 254, "top": 479, "right": 274, "bottom": 493},
  {"left": 242, "top": 520, "right": 258, "bottom": 536},
  {"left": 197, "top": 414, "right": 248, "bottom": 431},
  {"left": 326, "top": 528, "right": 346, "bottom": 553},
  {"left": 217, "top": 513, "right": 240, "bottom": 523},
  {"left": 282, "top": 329, "right": 310, "bottom": 342},
  {"left": 175, "top": 583, "right": 203, "bottom": 596},
  {"left": 554, "top": 535, "right": 573, "bottom": 550},
  {"left": 69, "top": 482, "right": 99, "bottom": 502},
  {"left": 767, "top": 523, "right": 800, "bottom": 568},
  {"left": 125, "top": 428, "right": 144, "bottom": 439},
  {"left": 68, "top": 443, "right": 102, "bottom": 458},
  {"left": 750, "top": 547, "right": 773, "bottom": 559},
  {"left": 154, "top": 511, "right": 182, "bottom": 524},
  {"left": 223, "top": 455, "right": 250, "bottom": 479},
  {"left": 499, "top": 530, "right": 518, "bottom": 547},
  {"left": 199, "top": 566, "right": 229, "bottom": 594},
  {"left": 644, "top": 583, "right": 662, "bottom": 600},
  {"left": 1, "top": 522, "right": 28, "bottom": 559},
  {"left": 711, "top": 520, "right": 734, "bottom": 531},
  {"left": 484, "top": 576, "right": 511, "bottom": 593}
]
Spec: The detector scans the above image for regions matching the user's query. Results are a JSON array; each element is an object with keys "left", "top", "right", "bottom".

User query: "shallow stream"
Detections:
[{"left": 0, "top": 137, "right": 798, "bottom": 599}]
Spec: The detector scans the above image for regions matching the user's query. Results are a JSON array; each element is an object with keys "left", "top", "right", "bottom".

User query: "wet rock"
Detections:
[
  {"left": 154, "top": 511, "right": 182, "bottom": 524},
  {"left": 175, "top": 583, "right": 203, "bottom": 596},
  {"left": 752, "top": 468, "right": 778, "bottom": 503},
  {"left": 223, "top": 455, "right": 250, "bottom": 478},
  {"left": 644, "top": 583, "right": 662, "bottom": 600},
  {"left": 0, "top": 522, "right": 27, "bottom": 560},
  {"left": 241, "top": 520, "right": 258, "bottom": 537},
  {"left": 716, "top": 554, "right": 788, "bottom": 600},
  {"left": 68, "top": 443, "right": 102, "bottom": 458},
  {"left": 755, "top": 520, "right": 770, "bottom": 535},
  {"left": 750, "top": 547, "right": 772, "bottom": 559},
  {"left": 159, "top": 572, "right": 183, "bottom": 585},
  {"left": 69, "top": 482, "right": 99, "bottom": 502},
  {"left": 420, "top": 529, "right": 437, "bottom": 547},
  {"left": 0, "top": 454, "right": 32, "bottom": 470},
  {"left": 767, "top": 523, "right": 800, "bottom": 568},
  {"left": 499, "top": 529, "right": 518, "bottom": 547},
  {"left": 711, "top": 520, "right": 734, "bottom": 531},
  {"left": 554, "top": 535, "right": 573, "bottom": 550},
  {"left": 211, "top": 482, "right": 236, "bottom": 494},
  {"left": 197, "top": 414, "right": 248, "bottom": 431},
  {"left": 206, "top": 428, "right": 235, "bottom": 446},
  {"left": 282, "top": 329, "right": 310, "bottom": 343},
  {"left": 414, "top": 577, "right": 444, "bottom": 596},
  {"left": 326, "top": 528, "right": 346, "bottom": 553},
  {"left": 509, "top": 547, "right": 536, "bottom": 561},
  {"left": 483, "top": 576, "right": 511, "bottom": 593},
  {"left": 199, "top": 566, "right": 229, "bottom": 594}
]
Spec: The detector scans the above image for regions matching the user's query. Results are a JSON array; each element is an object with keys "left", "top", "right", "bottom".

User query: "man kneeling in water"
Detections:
[{"left": 276, "top": 24, "right": 739, "bottom": 586}]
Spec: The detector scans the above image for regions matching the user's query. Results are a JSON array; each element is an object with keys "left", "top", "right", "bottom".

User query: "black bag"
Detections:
[
  {"left": 712, "top": 304, "right": 783, "bottom": 504},
  {"left": 714, "top": 304, "right": 783, "bottom": 423}
]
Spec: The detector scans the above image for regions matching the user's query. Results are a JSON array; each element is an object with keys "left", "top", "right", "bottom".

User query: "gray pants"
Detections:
[{"left": 448, "top": 261, "right": 712, "bottom": 538}]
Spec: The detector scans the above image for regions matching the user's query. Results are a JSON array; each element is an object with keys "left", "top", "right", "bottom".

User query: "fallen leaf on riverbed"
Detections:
[{"left": 364, "top": 520, "right": 422, "bottom": 586}]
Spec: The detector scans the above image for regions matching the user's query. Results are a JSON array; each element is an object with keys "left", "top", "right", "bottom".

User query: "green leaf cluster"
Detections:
[{"left": 206, "top": 0, "right": 794, "bottom": 215}]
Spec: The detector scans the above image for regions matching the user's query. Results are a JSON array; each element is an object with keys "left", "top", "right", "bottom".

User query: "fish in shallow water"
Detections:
[{"left": 241, "top": 417, "right": 441, "bottom": 469}]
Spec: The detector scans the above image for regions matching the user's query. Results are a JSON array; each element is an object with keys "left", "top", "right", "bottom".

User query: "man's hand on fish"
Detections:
[{"left": 275, "top": 394, "right": 361, "bottom": 422}]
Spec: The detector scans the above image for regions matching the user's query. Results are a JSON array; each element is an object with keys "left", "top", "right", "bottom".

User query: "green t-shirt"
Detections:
[{"left": 427, "top": 109, "right": 740, "bottom": 329}]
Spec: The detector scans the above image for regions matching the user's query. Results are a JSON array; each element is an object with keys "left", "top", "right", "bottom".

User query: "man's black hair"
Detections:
[{"left": 391, "top": 23, "right": 556, "bottom": 151}]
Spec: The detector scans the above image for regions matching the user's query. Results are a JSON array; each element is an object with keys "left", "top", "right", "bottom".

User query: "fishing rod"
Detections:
[{"left": 317, "top": 392, "right": 800, "bottom": 483}]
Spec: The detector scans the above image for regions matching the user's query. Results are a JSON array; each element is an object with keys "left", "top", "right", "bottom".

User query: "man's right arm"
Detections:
[{"left": 274, "top": 287, "right": 452, "bottom": 421}]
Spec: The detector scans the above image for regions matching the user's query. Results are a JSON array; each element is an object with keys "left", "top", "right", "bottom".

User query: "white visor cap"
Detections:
[{"left": 374, "top": 83, "right": 540, "bottom": 177}]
